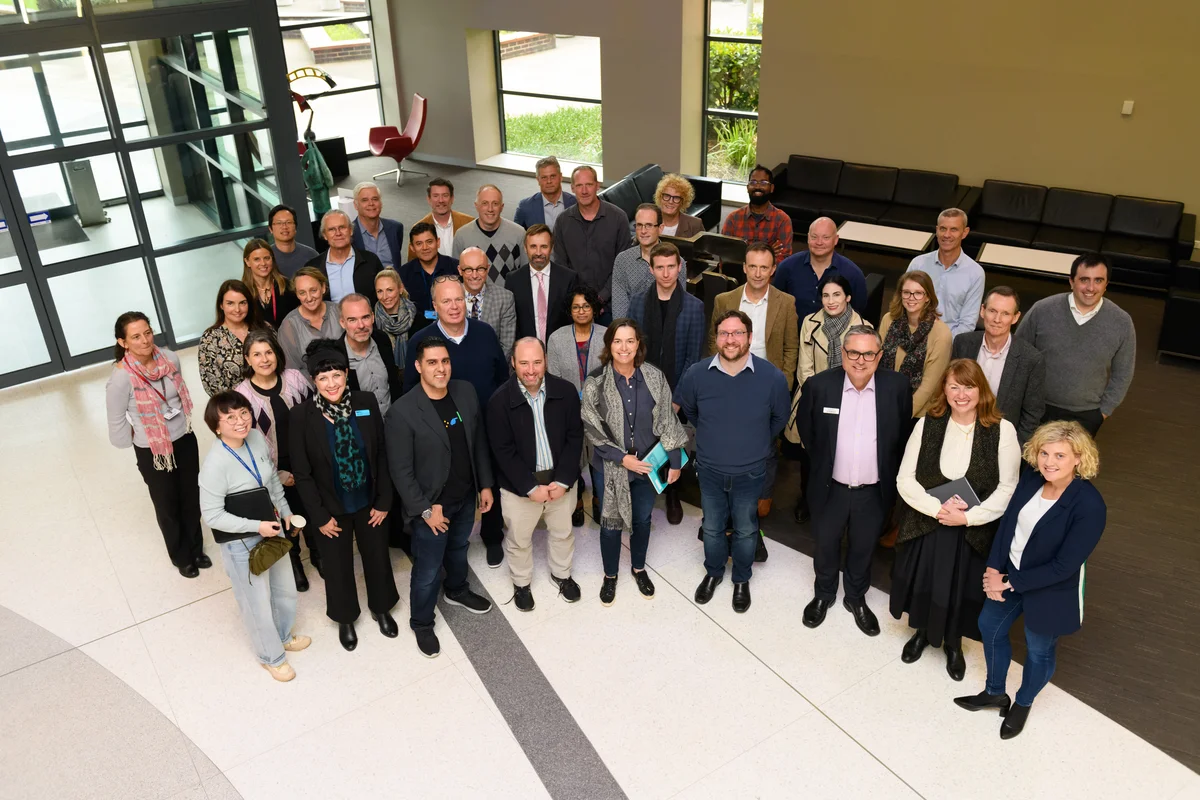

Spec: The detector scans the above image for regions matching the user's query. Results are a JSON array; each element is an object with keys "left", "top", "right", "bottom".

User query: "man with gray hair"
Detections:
[
  {"left": 350, "top": 181, "right": 404, "bottom": 268},
  {"left": 514, "top": 156, "right": 577, "bottom": 230},
  {"left": 452, "top": 184, "right": 528, "bottom": 287},
  {"left": 337, "top": 293, "right": 402, "bottom": 414},
  {"left": 906, "top": 208, "right": 984, "bottom": 338},
  {"left": 305, "top": 209, "right": 384, "bottom": 303}
]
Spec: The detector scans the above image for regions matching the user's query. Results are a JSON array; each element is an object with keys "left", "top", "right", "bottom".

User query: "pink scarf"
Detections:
[
  {"left": 235, "top": 368, "right": 310, "bottom": 466},
  {"left": 121, "top": 350, "right": 193, "bottom": 470}
]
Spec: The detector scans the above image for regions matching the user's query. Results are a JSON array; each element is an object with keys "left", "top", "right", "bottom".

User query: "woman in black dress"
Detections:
[{"left": 241, "top": 238, "right": 299, "bottom": 331}]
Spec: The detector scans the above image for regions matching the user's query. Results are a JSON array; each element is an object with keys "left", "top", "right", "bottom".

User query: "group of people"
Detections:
[{"left": 104, "top": 159, "right": 1134, "bottom": 740}]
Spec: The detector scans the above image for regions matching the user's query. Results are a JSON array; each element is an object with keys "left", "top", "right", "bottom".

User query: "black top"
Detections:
[
  {"left": 431, "top": 394, "right": 474, "bottom": 508},
  {"left": 257, "top": 285, "right": 300, "bottom": 331},
  {"left": 592, "top": 368, "right": 657, "bottom": 468},
  {"left": 250, "top": 379, "right": 293, "bottom": 472}
]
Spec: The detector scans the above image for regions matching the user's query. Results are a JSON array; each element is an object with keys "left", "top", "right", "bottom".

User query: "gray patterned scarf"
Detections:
[{"left": 821, "top": 309, "right": 854, "bottom": 370}]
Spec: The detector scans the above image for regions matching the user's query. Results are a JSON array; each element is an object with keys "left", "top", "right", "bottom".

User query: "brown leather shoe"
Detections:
[
  {"left": 879, "top": 525, "right": 898, "bottom": 549},
  {"left": 757, "top": 499, "right": 772, "bottom": 519}
]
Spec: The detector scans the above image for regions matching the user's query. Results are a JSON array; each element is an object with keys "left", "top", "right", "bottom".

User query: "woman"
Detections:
[
  {"left": 581, "top": 319, "right": 688, "bottom": 606},
  {"left": 241, "top": 238, "right": 299, "bottom": 330},
  {"left": 955, "top": 421, "right": 1106, "bottom": 739},
  {"left": 198, "top": 279, "right": 266, "bottom": 396},
  {"left": 198, "top": 391, "right": 309, "bottom": 682},
  {"left": 277, "top": 266, "right": 342, "bottom": 379},
  {"left": 105, "top": 311, "right": 206, "bottom": 578},
  {"left": 878, "top": 270, "right": 952, "bottom": 418},
  {"left": 373, "top": 268, "right": 417, "bottom": 369},
  {"left": 289, "top": 338, "right": 399, "bottom": 652},
  {"left": 892, "top": 359, "right": 1020, "bottom": 680},
  {"left": 234, "top": 329, "right": 319, "bottom": 592},
  {"left": 547, "top": 284, "right": 607, "bottom": 527},
  {"left": 654, "top": 174, "right": 704, "bottom": 237}
]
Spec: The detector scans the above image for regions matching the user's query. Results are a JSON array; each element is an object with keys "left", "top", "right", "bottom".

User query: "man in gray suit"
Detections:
[
  {"left": 459, "top": 247, "right": 517, "bottom": 357},
  {"left": 951, "top": 286, "right": 1045, "bottom": 444},
  {"left": 386, "top": 336, "right": 494, "bottom": 659}
]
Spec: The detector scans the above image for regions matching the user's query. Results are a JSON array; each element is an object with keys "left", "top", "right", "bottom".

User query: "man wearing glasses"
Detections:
[
  {"left": 774, "top": 217, "right": 869, "bottom": 326},
  {"left": 796, "top": 326, "right": 913, "bottom": 636},
  {"left": 610, "top": 204, "right": 686, "bottom": 319},
  {"left": 305, "top": 209, "right": 385, "bottom": 303},
  {"left": 268, "top": 204, "right": 318, "bottom": 279},
  {"left": 458, "top": 246, "right": 517, "bottom": 357},
  {"left": 721, "top": 165, "right": 794, "bottom": 262}
]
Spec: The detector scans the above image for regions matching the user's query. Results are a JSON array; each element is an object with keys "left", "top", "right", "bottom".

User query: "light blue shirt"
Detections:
[
  {"left": 542, "top": 195, "right": 566, "bottom": 231},
  {"left": 708, "top": 353, "right": 755, "bottom": 376},
  {"left": 356, "top": 219, "right": 393, "bottom": 267},
  {"left": 326, "top": 251, "right": 357, "bottom": 303},
  {"left": 906, "top": 249, "right": 985, "bottom": 339},
  {"left": 520, "top": 380, "right": 567, "bottom": 491},
  {"left": 437, "top": 319, "right": 468, "bottom": 344}
]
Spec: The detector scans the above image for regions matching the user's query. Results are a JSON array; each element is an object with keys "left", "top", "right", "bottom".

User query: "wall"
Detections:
[{"left": 756, "top": 0, "right": 1200, "bottom": 212}]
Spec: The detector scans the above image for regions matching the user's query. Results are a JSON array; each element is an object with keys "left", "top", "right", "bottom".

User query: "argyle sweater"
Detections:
[{"left": 452, "top": 219, "right": 529, "bottom": 288}]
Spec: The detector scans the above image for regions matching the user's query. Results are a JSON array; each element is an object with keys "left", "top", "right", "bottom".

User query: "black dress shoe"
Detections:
[
  {"left": 194, "top": 554, "right": 213, "bottom": 569},
  {"left": 694, "top": 575, "right": 722, "bottom": 604},
  {"left": 802, "top": 597, "right": 831, "bottom": 628},
  {"left": 732, "top": 582, "right": 751, "bottom": 613},
  {"left": 793, "top": 501, "right": 811, "bottom": 525},
  {"left": 599, "top": 576, "right": 617, "bottom": 606},
  {"left": 754, "top": 532, "right": 768, "bottom": 563},
  {"left": 901, "top": 629, "right": 928, "bottom": 663},
  {"left": 1000, "top": 702, "right": 1031, "bottom": 739},
  {"left": 513, "top": 584, "right": 535, "bottom": 611},
  {"left": 944, "top": 641, "right": 966, "bottom": 681},
  {"left": 953, "top": 690, "right": 1011, "bottom": 716},
  {"left": 371, "top": 611, "right": 398, "bottom": 638},
  {"left": 338, "top": 623, "right": 358, "bottom": 651},
  {"left": 178, "top": 563, "right": 199, "bottom": 579},
  {"left": 631, "top": 569, "right": 655, "bottom": 598},
  {"left": 842, "top": 598, "right": 880, "bottom": 636},
  {"left": 414, "top": 627, "right": 440, "bottom": 658},
  {"left": 665, "top": 485, "right": 683, "bottom": 525},
  {"left": 571, "top": 506, "right": 585, "bottom": 527},
  {"left": 485, "top": 543, "right": 504, "bottom": 568}
]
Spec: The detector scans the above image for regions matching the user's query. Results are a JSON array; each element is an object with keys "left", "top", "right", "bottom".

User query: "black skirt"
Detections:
[{"left": 890, "top": 523, "right": 987, "bottom": 646}]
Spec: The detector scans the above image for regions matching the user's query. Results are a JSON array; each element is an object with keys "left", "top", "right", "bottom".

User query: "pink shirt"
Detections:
[{"left": 832, "top": 373, "right": 879, "bottom": 486}]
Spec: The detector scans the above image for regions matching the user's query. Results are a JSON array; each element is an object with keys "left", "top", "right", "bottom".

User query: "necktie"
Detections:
[
  {"left": 536, "top": 272, "right": 548, "bottom": 342},
  {"left": 471, "top": 295, "right": 481, "bottom": 320}
]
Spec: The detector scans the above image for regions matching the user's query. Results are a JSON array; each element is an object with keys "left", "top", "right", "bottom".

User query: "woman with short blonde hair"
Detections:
[{"left": 654, "top": 174, "right": 704, "bottom": 237}]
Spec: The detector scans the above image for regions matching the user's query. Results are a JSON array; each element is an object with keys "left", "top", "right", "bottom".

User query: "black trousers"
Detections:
[
  {"left": 1043, "top": 405, "right": 1104, "bottom": 437},
  {"left": 316, "top": 505, "right": 399, "bottom": 624},
  {"left": 812, "top": 482, "right": 885, "bottom": 602},
  {"left": 135, "top": 432, "right": 204, "bottom": 568},
  {"left": 479, "top": 486, "right": 504, "bottom": 547},
  {"left": 282, "top": 483, "right": 320, "bottom": 555}
]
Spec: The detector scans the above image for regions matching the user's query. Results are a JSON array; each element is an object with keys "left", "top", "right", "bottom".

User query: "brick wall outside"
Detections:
[{"left": 499, "top": 32, "right": 557, "bottom": 60}]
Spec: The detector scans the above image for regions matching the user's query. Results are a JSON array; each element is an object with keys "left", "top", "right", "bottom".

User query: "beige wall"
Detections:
[
  {"left": 757, "top": 0, "right": 1200, "bottom": 212},
  {"left": 386, "top": 0, "right": 705, "bottom": 179}
]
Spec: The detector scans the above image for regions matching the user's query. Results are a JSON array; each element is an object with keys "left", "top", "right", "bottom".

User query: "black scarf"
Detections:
[
  {"left": 642, "top": 285, "right": 682, "bottom": 386},
  {"left": 314, "top": 390, "right": 366, "bottom": 491},
  {"left": 882, "top": 316, "right": 934, "bottom": 393}
]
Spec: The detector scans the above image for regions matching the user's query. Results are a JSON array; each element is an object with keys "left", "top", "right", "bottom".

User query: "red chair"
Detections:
[{"left": 370, "top": 93, "right": 428, "bottom": 185}]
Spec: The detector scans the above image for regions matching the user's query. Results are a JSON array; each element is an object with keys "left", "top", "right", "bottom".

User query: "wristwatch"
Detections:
[{"left": 422, "top": 508, "right": 433, "bottom": 520}]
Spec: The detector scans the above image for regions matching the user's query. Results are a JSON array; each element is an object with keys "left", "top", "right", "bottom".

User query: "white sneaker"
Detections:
[
  {"left": 283, "top": 634, "right": 311, "bottom": 652},
  {"left": 262, "top": 661, "right": 296, "bottom": 682}
]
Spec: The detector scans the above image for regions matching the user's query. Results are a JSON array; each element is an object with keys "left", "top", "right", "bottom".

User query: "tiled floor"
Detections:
[{"left": 0, "top": 348, "right": 1196, "bottom": 799}]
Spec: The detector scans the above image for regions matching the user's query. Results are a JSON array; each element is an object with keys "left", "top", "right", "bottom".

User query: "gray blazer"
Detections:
[
  {"left": 546, "top": 323, "right": 606, "bottom": 394},
  {"left": 952, "top": 331, "right": 1046, "bottom": 444},
  {"left": 468, "top": 283, "right": 517, "bottom": 358},
  {"left": 384, "top": 378, "right": 493, "bottom": 523}
]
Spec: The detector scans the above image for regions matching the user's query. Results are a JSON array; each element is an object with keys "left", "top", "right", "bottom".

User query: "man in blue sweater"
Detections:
[{"left": 674, "top": 310, "right": 790, "bottom": 613}]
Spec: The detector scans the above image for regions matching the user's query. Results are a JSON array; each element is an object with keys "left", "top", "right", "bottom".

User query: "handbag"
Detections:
[{"left": 248, "top": 536, "right": 293, "bottom": 576}]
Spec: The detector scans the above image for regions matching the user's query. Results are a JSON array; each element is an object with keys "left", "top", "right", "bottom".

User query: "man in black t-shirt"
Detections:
[{"left": 385, "top": 337, "right": 494, "bottom": 658}]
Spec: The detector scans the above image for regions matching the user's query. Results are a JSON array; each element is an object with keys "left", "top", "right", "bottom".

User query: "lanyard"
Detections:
[
  {"left": 126, "top": 355, "right": 172, "bottom": 406},
  {"left": 221, "top": 439, "right": 263, "bottom": 487}
]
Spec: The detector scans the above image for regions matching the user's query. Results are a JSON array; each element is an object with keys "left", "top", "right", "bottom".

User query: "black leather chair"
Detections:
[
  {"left": 1030, "top": 188, "right": 1112, "bottom": 254},
  {"left": 879, "top": 169, "right": 972, "bottom": 231},
  {"left": 821, "top": 163, "right": 898, "bottom": 224},
  {"left": 599, "top": 177, "right": 642, "bottom": 222},
  {"left": 863, "top": 272, "right": 885, "bottom": 328},
  {"left": 1173, "top": 261, "right": 1200, "bottom": 291},
  {"left": 1158, "top": 289, "right": 1200, "bottom": 361},
  {"left": 1100, "top": 196, "right": 1194, "bottom": 289},
  {"left": 598, "top": 164, "right": 722, "bottom": 231},
  {"left": 770, "top": 155, "right": 843, "bottom": 228},
  {"left": 964, "top": 180, "right": 1048, "bottom": 254}
]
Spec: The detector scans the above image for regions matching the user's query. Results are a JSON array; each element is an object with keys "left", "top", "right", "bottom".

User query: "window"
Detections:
[
  {"left": 703, "top": 1, "right": 764, "bottom": 182},
  {"left": 494, "top": 32, "right": 602, "bottom": 164}
]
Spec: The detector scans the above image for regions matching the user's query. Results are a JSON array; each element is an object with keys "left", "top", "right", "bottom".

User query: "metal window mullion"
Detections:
[
  {"left": 493, "top": 31, "right": 506, "bottom": 152},
  {"left": 158, "top": 53, "right": 266, "bottom": 116},
  {"left": 123, "top": 120, "right": 268, "bottom": 152},
  {"left": 36, "top": 247, "right": 146, "bottom": 279},
  {"left": 278, "top": 14, "right": 372, "bottom": 32},
  {"left": 151, "top": 225, "right": 264, "bottom": 258},
  {"left": 499, "top": 89, "right": 601, "bottom": 105}
]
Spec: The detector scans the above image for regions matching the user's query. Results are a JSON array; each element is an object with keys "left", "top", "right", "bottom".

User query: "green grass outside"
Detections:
[
  {"left": 504, "top": 104, "right": 602, "bottom": 164},
  {"left": 323, "top": 23, "right": 365, "bottom": 41}
]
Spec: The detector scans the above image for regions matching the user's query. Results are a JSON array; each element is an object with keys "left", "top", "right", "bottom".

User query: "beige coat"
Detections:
[
  {"left": 783, "top": 309, "right": 868, "bottom": 444},
  {"left": 878, "top": 313, "right": 953, "bottom": 418}
]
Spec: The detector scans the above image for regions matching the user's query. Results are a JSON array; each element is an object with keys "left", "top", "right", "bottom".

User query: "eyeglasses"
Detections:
[
  {"left": 748, "top": 180, "right": 772, "bottom": 188},
  {"left": 634, "top": 222, "right": 660, "bottom": 230},
  {"left": 716, "top": 330, "right": 748, "bottom": 340},
  {"left": 432, "top": 275, "right": 462, "bottom": 284},
  {"left": 660, "top": 193, "right": 682, "bottom": 203},
  {"left": 460, "top": 267, "right": 489, "bottom": 275},
  {"left": 901, "top": 290, "right": 927, "bottom": 299},
  {"left": 271, "top": 220, "right": 295, "bottom": 229},
  {"left": 570, "top": 304, "right": 593, "bottom": 312},
  {"left": 844, "top": 349, "right": 880, "bottom": 361}
]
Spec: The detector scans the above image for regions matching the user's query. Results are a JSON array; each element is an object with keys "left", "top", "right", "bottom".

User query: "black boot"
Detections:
[
  {"left": 954, "top": 690, "right": 1011, "bottom": 716},
  {"left": 664, "top": 484, "right": 683, "bottom": 525},
  {"left": 901, "top": 629, "right": 928, "bottom": 663},
  {"left": 288, "top": 539, "right": 309, "bottom": 592},
  {"left": 944, "top": 637, "right": 966, "bottom": 681},
  {"left": 1000, "top": 702, "right": 1031, "bottom": 739}
]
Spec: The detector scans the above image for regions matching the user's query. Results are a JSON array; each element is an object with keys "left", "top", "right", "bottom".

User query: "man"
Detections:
[
  {"left": 797, "top": 326, "right": 913, "bottom": 636},
  {"left": 721, "top": 165, "right": 794, "bottom": 263},
  {"left": 398, "top": 222, "right": 459, "bottom": 336},
  {"left": 951, "top": 286, "right": 1046, "bottom": 443},
  {"left": 906, "top": 208, "right": 985, "bottom": 338},
  {"left": 268, "top": 204, "right": 318, "bottom": 278},
  {"left": 459, "top": 246, "right": 517, "bottom": 357},
  {"left": 1015, "top": 254, "right": 1135, "bottom": 436},
  {"left": 774, "top": 217, "right": 868, "bottom": 323},
  {"left": 514, "top": 156, "right": 577, "bottom": 230},
  {"left": 705, "top": 242, "right": 799, "bottom": 518},
  {"left": 505, "top": 224, "right": 579, "bottom": 343},
  {"left": 487, "top": 337, "right": 584, "bottom": 610},
  {"left": 407, "top": 177, "right": 474, "bottom": 260},
  {"left": 611, "top": 203, "right": 686, "bottom": 319},
  {"left": 552, "top": 165, "right": 631, "bottom": 319},
  {"left": 337, "top": 293, "right": 402, "bottom": 414},
  {"left": 304, "top": 210, "right": 383, "bottom": 303},
  {"left": 452, "top": 185, "right": 528, "bottom": 287},
  {"left": 403, "top": 276, "right": 510, "bottom": 564},
  {"left": 350, "top": 181, "right": 403, "bottom": 269},
  {"left": 675, "top": 311, "right": 790, "bottom": 614},
  {"left": 386, "top": 336, "right": 494, "bottom": 658}
]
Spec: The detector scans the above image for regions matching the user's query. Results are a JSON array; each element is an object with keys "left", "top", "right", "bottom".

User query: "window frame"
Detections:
[{"left": 701, "top": 2, "right": 764, "bottom": 182}]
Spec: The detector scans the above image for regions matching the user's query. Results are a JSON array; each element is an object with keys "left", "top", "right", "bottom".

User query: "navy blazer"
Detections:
[
  {"left": 987, "top": 469, "right": 1106, "bottom": 637},
  {"left": 397, "top": 255, "right": 459, "bottom": 336},
  {"left": 514, "top": 190, "right": 577, "bottom": 229},
  {"left": 628, "top": 287, "right": 706, "bottom": 388},
  {"left": 351, "top": 217, "right": 404, "bottom": 268},
  {"left": 486, "top": 373, "right": 584, "bottom": 495}
]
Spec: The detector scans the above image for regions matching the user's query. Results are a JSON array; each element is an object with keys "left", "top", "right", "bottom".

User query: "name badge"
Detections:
[
  {"left": 424, "top": 310, "right": 437, "bottom": 320},
  {"left": 823, "top": 407, "right": 840, "bottom": 415},
  {"left": 355, "top": 409, "right": 370, "bottom": 417},
  {"left": 162, "top": 406, "right": 182, "bottom": 420}
]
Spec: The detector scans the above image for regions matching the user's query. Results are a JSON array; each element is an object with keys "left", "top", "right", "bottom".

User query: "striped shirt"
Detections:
[{"left": 520, "top": 381, "right": 555, "bottom": 474}]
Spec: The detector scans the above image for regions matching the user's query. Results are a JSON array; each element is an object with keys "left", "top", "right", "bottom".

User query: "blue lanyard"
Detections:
[{"left": 221, "top": 439, "right": 263, "bottom": 487}]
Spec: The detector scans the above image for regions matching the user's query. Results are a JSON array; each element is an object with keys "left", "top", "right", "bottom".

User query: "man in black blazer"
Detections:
[
  {"left": 305, "top": 210, "right": 384, "bottom": 303},
  {"left": 385, "top": 336, "right": 495, "bottom": 658},
  {"left": 337, "top": 294, "right": 402, "bottom": 413},
  {"left": 951, "top": 286, "right": 1045, "bottom": 444},
  {"left": 797, "top": 325, "right": 913, "bottom": 636},
  {"left": 487, "top": 338, "right": 584, "bottom": 611},
  {"left": 506, "top": 224, "right": 580, "bottom": 343}
]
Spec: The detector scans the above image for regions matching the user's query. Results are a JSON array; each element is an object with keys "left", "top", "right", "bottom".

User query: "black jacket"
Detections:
[
  {"left": 796, "top": 367, "right": 914, "bottom": 512},
  {"left": 340, "top": 330, "right": 403, "bottom": 406},
  {"left": 951, "top": 331, "right": 1045, "bottom": 444},
  {"left": 505, "top": 263, "right": 580, "bottom": 342},
  {"left": 305, "top": 247, "right": 385, "bottom": 301},
  {"left": 486, "top": 373, "right": 583, "bottom": 495},
  {"left": 289, "top": 390, "right": 392, "bottom": 528}
]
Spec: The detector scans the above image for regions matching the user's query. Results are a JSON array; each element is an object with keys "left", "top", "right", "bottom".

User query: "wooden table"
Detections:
[
  {"left": 836, "top": 221, "right": 933, "bottom": 256},
  {"left": 976, "top": 243, "right": 1077, "bottom": 277}
]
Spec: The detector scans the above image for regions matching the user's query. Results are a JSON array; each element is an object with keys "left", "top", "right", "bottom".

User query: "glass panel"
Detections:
[
  {"left": 0, "top": 284, "right": 51, "bottom": 375},
  {"left": 42, "top": 49, "right": 110, "bottom": 139},
  {"left": 229, "top": 29, "right": 261, "bottom": 101},
  {"left": 156, "top": 241, "right": 245, "bottom": 341},
  {"left": 293, "top": 88, "right": 380, "bottom": 154},
  {"left": 47, "top": 260, "right": 160, "bottom": 357},
  {"left": 708, "top": 0, "right": 765, "bottom": 36},
  {"left": 707, "top": 41, "right": 760, "bottom": 112},
  {"left": 498, "top": 33, "right": 600, "bottom": 100},
  {"left": 277, "top": 1, "right": 371, "bottom": 25},
  {"left": 0, "top": 49, "right": 109, "bottom": 154},
  {"left": 503, "top": 96, "right": 602, "bottom": 164},
  {"left": 93, "top": 0, "right": 231, "bottom": 14},
  {"left": 0, "top": 0, "right": 80, "bottom": 26},
  {"left": 284, "top": 21, "right": 377, "bottom": 93},
  {"left": 103, "top": 46, "right": 148, "bottom": 124},
  {"left": 704, "top": 116, "right": 758, "bottom": 182}
]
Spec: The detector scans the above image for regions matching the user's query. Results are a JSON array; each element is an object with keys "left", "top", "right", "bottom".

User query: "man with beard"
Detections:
[
  {"left": 504, "top": 224, "right": 579, "bottom": 343},
  {"left": 774, "top": 217, "right": 868, "bottom": 325},
  {"left": 610, "top": 204, "right": 687, "bottom": 319},
  {"left": 721, "top": 165, "right": 794, "bottom": 262},
  {"left": 452, "top": 185, "right": 528, "bottom": 286}
]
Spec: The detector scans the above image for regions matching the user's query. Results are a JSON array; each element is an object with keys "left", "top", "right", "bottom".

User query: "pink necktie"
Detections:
[{"left": 536, "top": 272, "right": 548, "bottom": 341}]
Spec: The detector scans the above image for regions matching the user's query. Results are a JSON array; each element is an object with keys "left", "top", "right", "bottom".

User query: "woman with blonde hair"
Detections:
[
  {"left": 241, "top": 238, "right": 298, "bottom": 330},
  {"left": 277, "top": 266, "right": 342, "bottom": 377},
  {"left": 372, "top": 268, "right": 416, "bottom": 368},
  {"left": 878, "top": 269, "right": 952, "bottom": 417},
  {"left": 654, "top": 173, "right": 704, "bottom": 237},
  {"left": 954, "top": 420, "right": 1106, "bottom": 740}
]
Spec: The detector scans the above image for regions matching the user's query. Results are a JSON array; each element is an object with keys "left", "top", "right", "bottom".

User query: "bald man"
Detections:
[
  {"left": 452, "top": 184, "right": 529, "bottom": 288},
  {"left": 773, "top": 217, "right": 868, "bottom": 327}
]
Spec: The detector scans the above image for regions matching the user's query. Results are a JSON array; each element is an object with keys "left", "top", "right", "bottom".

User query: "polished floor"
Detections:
[{"left": 1, "top": 347, "right": 1197, "bottom": 800}]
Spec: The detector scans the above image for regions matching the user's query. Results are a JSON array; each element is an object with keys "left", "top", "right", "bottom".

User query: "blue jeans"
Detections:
[
  {"left": 409, "top": 499, "right": 475, "bottom": 631},
  {"left": 978, "top": 590, "right": 1060, "bottom": 707},
  {"left": 595, "top": 471, "right": 656, "bottom": 576},
  {"left": 697, "top": 461, "right": 765, "bottom": 584},
  {"left": 219, "top": 535, "right": 298, "bottom": 667}
]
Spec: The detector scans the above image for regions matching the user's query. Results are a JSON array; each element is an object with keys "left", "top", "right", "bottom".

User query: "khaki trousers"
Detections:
[{"left": 500, "top": 484, "right": 577, "bottom": 587}]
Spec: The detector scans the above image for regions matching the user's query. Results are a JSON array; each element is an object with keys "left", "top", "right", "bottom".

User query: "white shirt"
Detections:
[
  {"left": 977, "top": 334, "right": 1012, "bottom": 395},
  {"left": 437, "top": 319, "right": 468, "bottom": 345},
  {"left": 1068, "top": 294, "right": 1103, "bottom": 326},
  {"left": 1009, "top": 490, "right": 1059, "bottom": 569},
  {"left": 433, "top": 215, "right": 455, "bottom": 256},
  {"left": 896, "top": 416, "right": 1021, "bottom": 527},
  {"left": 739, "top": 288, "right": 769, "bottom": 360},
  {"left": 661, "top": 223, "right": 679, "bottom": 236}
]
